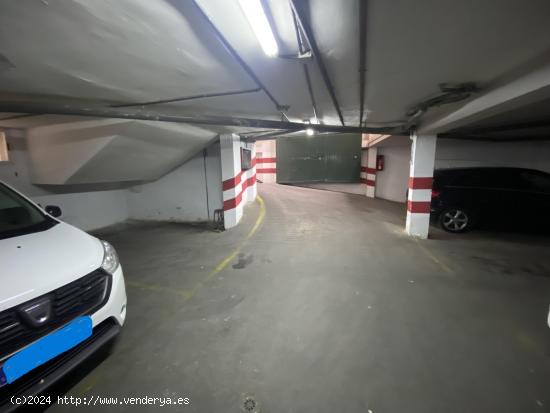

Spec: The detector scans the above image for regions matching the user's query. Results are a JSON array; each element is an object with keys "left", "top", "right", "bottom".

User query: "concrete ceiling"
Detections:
[{"left": 1, "top": 0, "right": 550, "bottom": 137}]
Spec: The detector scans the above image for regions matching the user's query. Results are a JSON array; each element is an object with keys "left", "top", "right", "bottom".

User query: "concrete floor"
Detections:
[{"left": 49, "top": 183, "right": 550, "bottom": 412}]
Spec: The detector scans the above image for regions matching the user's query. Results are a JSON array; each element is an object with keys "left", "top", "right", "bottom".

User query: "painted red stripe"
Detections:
[
  {"left": 222, "top": 158, "right": 257, "bottom": 190},
  {"left": 366, "top": 167, "right": 377, "bottom": 174},
  {"left": 223, "top": 171, "right": 243, "bottom": 191},
  {"left": 257, "top": 168, "right": 276, "bottom": 173},
  {"left": 360, "top": 178, "right": 376, "bottom": 186},
  {"left": 223, "top": 191, "right": 242, "bottom": 210},
  {"left": 257, "top": 157, "right": 276, "bottom": 163},
  {"left": 408, "top": 177, "right": 433, "bottom": 190},
  {"left": 223, "top": 174, "right": 257, "bottom": 211},
  {"left": 407, "top": 200, "right": 431, "bottom": 213},
  {"left": 245, "top": 174, "right": 256, "bottom": 188}
]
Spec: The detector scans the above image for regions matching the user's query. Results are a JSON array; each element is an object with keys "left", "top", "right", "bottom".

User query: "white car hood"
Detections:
[{"left": 0, "top": 222, "right": 104, "bottom": 312}]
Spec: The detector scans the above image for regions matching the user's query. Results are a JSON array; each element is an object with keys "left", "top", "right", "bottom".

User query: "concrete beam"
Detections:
[{"left": 418, "top": 59, "right": 550, "bottom": 134}]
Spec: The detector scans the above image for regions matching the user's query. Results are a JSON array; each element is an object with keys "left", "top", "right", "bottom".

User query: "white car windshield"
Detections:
[{"left": 0, "top": 183, "right": 55, "bottom": 239}]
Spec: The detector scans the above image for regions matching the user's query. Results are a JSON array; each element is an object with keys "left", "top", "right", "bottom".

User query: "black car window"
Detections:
[
  {"left": 518, "top": 171, "right": 550, "bottom": 193},
  {"left": 0, "top": 183, "right": 56, "bottom": 239}
]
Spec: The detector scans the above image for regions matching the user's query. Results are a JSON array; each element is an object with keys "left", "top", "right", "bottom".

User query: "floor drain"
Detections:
[{"left": 242, "top": 395, "right": 259, "bottom": 412}]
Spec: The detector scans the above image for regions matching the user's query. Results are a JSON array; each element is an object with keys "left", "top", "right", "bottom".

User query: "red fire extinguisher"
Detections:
[{"left": 376, "top": 154, "right": 384, "bottom": 171}]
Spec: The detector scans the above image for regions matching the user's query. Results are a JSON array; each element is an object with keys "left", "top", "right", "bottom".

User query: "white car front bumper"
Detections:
[{"left": 91, "top": 265, "right": 127, "bottom": 328}]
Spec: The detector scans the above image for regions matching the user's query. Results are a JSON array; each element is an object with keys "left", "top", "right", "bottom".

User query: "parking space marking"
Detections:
[
  {"left": 125, "top": 195, "right": 266, "bottom": 301},
  {"left": 187, "top": 194, "right": 266, "bottom": 299},
  {"left": 412, "top": 238, "right": 453, "bottom": 273}
]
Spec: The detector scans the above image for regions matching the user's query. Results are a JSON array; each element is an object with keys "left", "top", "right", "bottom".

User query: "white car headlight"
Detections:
[{"left": 100, "top": 240, "right": 120, "bottom": 274}]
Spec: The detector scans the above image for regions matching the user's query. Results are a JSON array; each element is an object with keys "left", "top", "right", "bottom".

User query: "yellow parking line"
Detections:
[
  {"left": 412, "top": 238, "right": 453, "bottom": 273},
  {"left": 187, "top": 194, "right": 266, "bottom": 298},
  {"left": 126, "top": 195, "right": 266, "bottom": 300}
]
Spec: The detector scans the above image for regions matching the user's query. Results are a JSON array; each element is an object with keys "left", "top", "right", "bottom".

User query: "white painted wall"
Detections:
[
  {"left": 1, "top": 129, "right": 224, "bottom": 231},
  {"left": 375, "top": 144, "right": 411, "bottom": 203},
  {"left": 435, "top": 139, "right": 550, "bottom": 173},
  {"left": 255, "top": 139, "right": 277, "bottom": 183},
  {"left": 127, "top": 142, "right": 222, "bottom": 222},
  {"left": 372, "top": 138, "right": 550, "bottom": 204},
  {"left": 0, "top": 129, "right": 129, "bottom": 231},
  {"left": 27, "top": 118, "right": 216, "bottom": 185}
]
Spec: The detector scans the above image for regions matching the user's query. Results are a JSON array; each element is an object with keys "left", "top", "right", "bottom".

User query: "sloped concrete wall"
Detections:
[
  {"left": 0, "top": 129, "right": 129, "bottom": 231},
  {"left": 0, "top": 128, "right": 223, "bottom": 230},
  {"left": 27, "top": 119, "right": 217, "bottom": 184}
]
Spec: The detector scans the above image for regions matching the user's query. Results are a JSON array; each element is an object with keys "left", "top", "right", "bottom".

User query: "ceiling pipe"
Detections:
[
  {"left": 190, "top": 0, "right": 290, "bottom": 120},
  {"left": 244, "top": 129, "right": 294, "bottom": 141},
  {"left": 302, "top": 65, "right": 319, "bottom": 124},
  {"left": 289, "top": 0, "right": 345, "bottom": 126},
  {"left": 111, "top": 87, "right": 261, "bottom": 108},
  {"left": 289, "top": 5, "right": 320, "bottom": 125},
  {"left": 358, "top": 0, "right": 367, "bottom": 127},
  {"left": 0, "top": 102, "right": 396, "bottom": 134},
  {"left": 247, "top": 129, "right": 348, "bottom": 142}
]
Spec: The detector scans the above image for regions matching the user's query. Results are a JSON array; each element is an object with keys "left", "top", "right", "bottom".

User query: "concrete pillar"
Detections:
[
  {"left": 243, "top": 141, "right": 257, "bottom": 203},
  {"left": 220, "top": 134, "right": 242, "bottom": 229},
  {"left": 405, "top": 133, "right": 437, "bottom": 238},
  {"left": 366, "top": 147, "right": 377, "bottom": 198},
  {"left": 360, "top": 149, "right": 368, "bottom": 191},
  {"left": 220, "top": 134, "right": 257, "bottom": 229}
]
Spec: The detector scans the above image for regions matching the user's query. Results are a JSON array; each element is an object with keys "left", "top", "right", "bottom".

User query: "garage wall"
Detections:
[
  {"left": 0, "top": 129, "right": 224, "bottom": 231},
  {"left": 435, "top": 139, "right": 550, "bottom": 173},
  {"left": 255, "top": 139, "right": 277, "bottom": 183},
  {"left": 375, "top": 145, "right": 411, "bottom": 203},
  {"left": 372, "top": 138, "right": 550, "bottom": 204},
  {"left": 127, "top": 141, "right": 222, "bottom": 222},
  {"left": 0, "top": 129, "right": 129, "bottom": 231}
]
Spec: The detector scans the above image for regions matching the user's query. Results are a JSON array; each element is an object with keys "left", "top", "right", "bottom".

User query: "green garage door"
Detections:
[{"left": 276, "top": 134, "right": 361, "bottom": 184}]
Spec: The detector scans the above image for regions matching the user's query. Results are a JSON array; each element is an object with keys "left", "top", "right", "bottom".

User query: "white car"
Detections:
[{"left": 0, "top": 181, "right": 126, "bottom": 404}]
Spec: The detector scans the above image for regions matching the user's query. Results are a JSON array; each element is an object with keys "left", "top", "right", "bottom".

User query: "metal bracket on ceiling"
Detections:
[
  {"left": 277, "top": 51, "right": 313, "bottom": 60},
  {"left": 405, "top": 82, "right": 480, "bottom": 127}
]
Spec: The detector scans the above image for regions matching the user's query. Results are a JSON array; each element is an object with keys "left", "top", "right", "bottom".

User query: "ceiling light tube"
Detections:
[{"left": 238, "top": 0, "right": 279, "bottom": 57}]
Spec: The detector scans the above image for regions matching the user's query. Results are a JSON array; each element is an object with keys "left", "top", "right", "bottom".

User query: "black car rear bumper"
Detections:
[{"left": 0, "top": 319, "right": 120, "bottom": 412}]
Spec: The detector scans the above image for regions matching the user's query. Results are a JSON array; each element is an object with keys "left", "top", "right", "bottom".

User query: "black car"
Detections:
[{"left": 430, "top": 167, "right": 550, "bottom": 233}]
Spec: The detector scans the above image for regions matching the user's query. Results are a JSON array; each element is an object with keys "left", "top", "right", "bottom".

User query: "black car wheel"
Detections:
[{"left": 439, "top": 207, "right": 473, "bottom": 233}]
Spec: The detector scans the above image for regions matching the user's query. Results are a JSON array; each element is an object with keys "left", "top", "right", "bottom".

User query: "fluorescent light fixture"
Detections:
[
  {"left": 306, "top": 128, "right": 314, "bottom": 136},
  {"left": 239, "top": 0, "right": 279, "bottom": 57}
]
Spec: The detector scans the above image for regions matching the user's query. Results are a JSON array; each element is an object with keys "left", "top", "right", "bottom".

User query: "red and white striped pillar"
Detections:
[
  {"left": 405, "top": 133, "right": 437, "bottom": 238},
  {"left": 220, "top": 134, "right": 257, "bottom": 229},
  {"left": 360, "top": 149, "right": 368, "bottom": 190},
  {"left": 256, "top": 139, "right": 277, "bottom": 183},
  {"left": 366, "top": 147, "right": 378, "bottom": 198}
]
